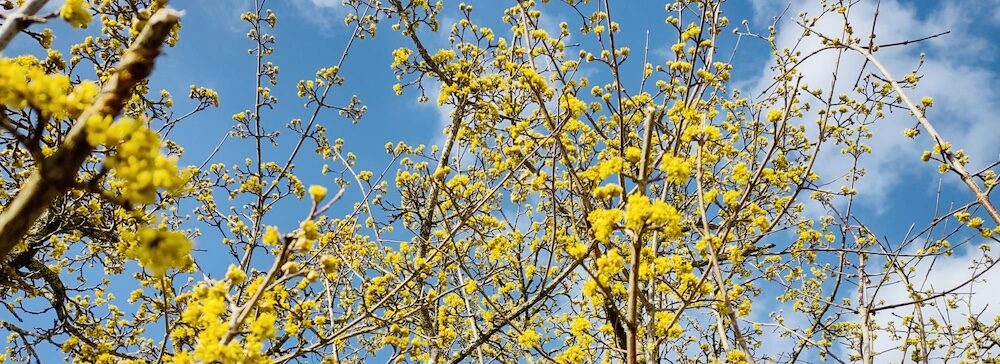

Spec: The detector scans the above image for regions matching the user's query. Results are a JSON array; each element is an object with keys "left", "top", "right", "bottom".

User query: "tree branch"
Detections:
[{"left": 0, "top": 8, "right": 181, "bottom": 263}]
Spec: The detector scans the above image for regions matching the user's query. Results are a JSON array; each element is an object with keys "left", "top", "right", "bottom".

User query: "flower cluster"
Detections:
[
  {"left": 623, "top": 193, "right": 682, "bottom": 237},
  {"left": 0, "top": 56, "right": 98, "bottom": 119},
  {"left": 86, "top": 115, "right": 185, "bottom": 204},
  {"left": 169, "top": 282, "right": 270, "bottom": 363},
  {"left": 587, "top": 208, "right": 623, "bottom": 243},
  {"left": 660, "top": 154, "right": 691, "bottom": 184},
  {"left": 124, "top": 227, "right": 192, "bottom": 275},
  {"left": 61, "top": 0, "right": 93, "bottom": 28}
]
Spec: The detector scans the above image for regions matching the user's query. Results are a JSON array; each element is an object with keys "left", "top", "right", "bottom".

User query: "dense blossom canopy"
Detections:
[{"left": 0, "top": 0, "right": 998, "bottom": 363}]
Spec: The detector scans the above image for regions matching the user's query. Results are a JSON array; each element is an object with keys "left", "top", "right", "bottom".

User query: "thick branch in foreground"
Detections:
[
  {"left": 0, "top": 8, "right": 181, "bottom": 262},
  {"left": 0, "top": 0, "right": 49, "bottom": 53}
]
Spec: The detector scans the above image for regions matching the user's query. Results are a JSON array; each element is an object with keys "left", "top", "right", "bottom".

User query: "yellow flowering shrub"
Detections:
[{"left": 0, "top": 0, "right": 994, "bottom": 363}]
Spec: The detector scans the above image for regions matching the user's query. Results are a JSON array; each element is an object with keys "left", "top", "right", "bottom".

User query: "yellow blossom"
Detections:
[
  {"left": 309, "top": 184, "right": 328, "bottom": 202},
  {"left": 654, "top": 311, "right": 682, "bottom": 338},
  {"left": 660, "top": 154, "right": 690, "bottom": 184},
  {"left": 263, "top": 226, "right": 281, "bottom": 245},
  {"left": 86, "top": 116, "right": 185, "bottom": 204},
  {"left": 624, "top": 193, "right": 682, "bottom": 237},
  {"left": 300, "top": 220, "right": 319, "bottom": 240},
  {"left": 126, "top": 227, "right": 192, "bottom": 276},
  {"left": 517, "top": 329, "right": 541, "bottom": 348},
  {"left": 61, "top": 0, "right": 92, "bottom": 28},
  {"left": 225, "top": 264, "right": 247, "bottom": 283},
  {"left": 766, "top": 109, "right": 783, "bottom": 122},
  {"left": 591, "top": 183, "right": 623, "bottom": 201},
  {"left": 587, "top": 209, "right": 622, "bottom": 243},
  {"left": 596, "top": 248, "right": 625, "bottom": 285}
]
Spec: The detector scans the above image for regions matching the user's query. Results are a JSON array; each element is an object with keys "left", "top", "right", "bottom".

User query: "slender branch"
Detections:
[
  {"left": 871, "top": 256, "right": 1000, "bottom": 313},
  {"left": 870, "top": 31, "right": 950, "bottom": 50}
]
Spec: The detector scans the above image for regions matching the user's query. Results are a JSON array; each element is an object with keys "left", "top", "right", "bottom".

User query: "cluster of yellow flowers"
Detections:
[
  {"left": 519, "top": 65, "right": 551, "bottom": 95},
  {"left": 86, "top": 115, "right": 185, "bottom": 204},
  {"left": 595, "top": 248, "right": 625, "bottom": 285},
  {"left": 124, "top": 226, "right": 192, "bottom": 276},
  {"left": 591, "top": 183, "right": 623, "bottom": 201},
  {"left": 654, "top": 311, "right": 682, "bottom": 338},
  {"left": 390, "top": 47, "right": 413, "bottom": 69},
  {"left": 169, "top": 282, "right": 271, "bottom": 363},
  {"left": 517, "top": 329, "right": 541, "bottom": 349},
  {"left": 584, "top": 193, "right": 690, "bottom": 306},
  {"left": 189, "top": 85, "right": 221, "bottom": 107},
  {"left": 587, "top": 208, "right": 623, "bottom": 243},
  {"left": 308, "top": 184, "right": 327, "bottom": 202},
  {"left": 60, "top": 0, "right": 93, "bottom": 28},
  {"left": 660, "top": 154, "right": 691, "bottom": 184},
  {"left": 0, "top": 56, "right": 98, "bottom": 119},
  {"left": 766, "top": 109, "right": 784, "bottom": 122},
  {"left": 554, "top": 316, "right": 594, "bottom": 363},
  {"left": 580, "top": 156, "right": 623, "bottom": 182},
  {"left": 263, "top": 226, "right": 282, "bottom": 245},
  {"left": 623, "top": 193, "right": 682, "bottom": 237}
]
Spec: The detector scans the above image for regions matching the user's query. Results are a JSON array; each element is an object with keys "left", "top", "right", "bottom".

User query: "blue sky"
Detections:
[{"left": 7, "top": 0, "right": 1000, "bottom": 361}]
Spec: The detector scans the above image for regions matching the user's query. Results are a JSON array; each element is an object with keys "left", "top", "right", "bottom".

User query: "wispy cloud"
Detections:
[
  {"left": 307, "top": 0, "right": 342, "bottom": 7},
  {"left": 289, "top": 0, "right": 348, "bottom": 30},
  {"left": 870, "top": 242, "right": 1000, "bottom": 361},
  {"left": 747, "top": 0, "right": 1000, "bottom": 211},
  {"left": 748, "top": 0, "right": 1000, "bottom": 360}
]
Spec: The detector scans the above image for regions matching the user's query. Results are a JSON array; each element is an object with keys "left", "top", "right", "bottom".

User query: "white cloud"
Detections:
[
  {"left": 747, "top": 0, "right": 1000, "bottom": 360},
  {"left": 290, "top": 0, "right": 348, "bottom": 30},
  {"left": 869, "top": 244, "right": 1000, "bottom": 362},
  {"left": 307, "top": 0, "right": 342, "bottom": 8},
  {"left": 747, "top": 0, "right": 1000, "bottom": 212},
  {"left": 749, "top": 0, "right": 791, "bottom": 24}
]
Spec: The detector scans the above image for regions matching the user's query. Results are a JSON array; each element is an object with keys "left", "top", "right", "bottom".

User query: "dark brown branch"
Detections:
[{"left": 870, "top": 31, "right": 950, "bottom": 50}]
